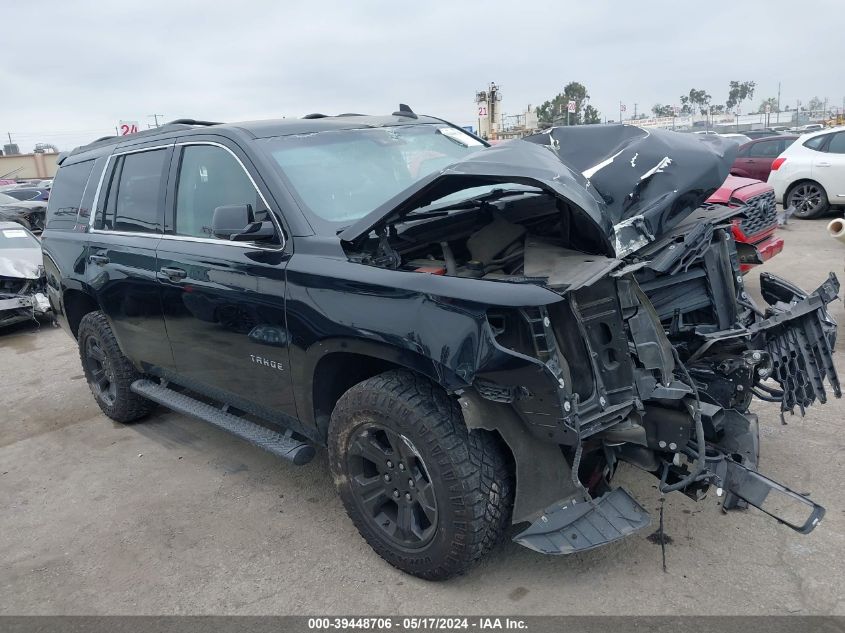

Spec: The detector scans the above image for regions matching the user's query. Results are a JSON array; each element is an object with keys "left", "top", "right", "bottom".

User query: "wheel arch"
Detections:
[
  {"left": 303, "top": 339, "right": 471, "bottom": 442},
  {"left": 63, "top": 288, "right": 100, "bottom": 339},
  {"left": 785, "top": 177, "right": 829, "bottom": 200}
]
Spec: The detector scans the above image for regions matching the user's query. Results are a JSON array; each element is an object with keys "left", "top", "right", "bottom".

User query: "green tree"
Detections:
[
  {"left": 652, "top": 104, "right": 674, "bottom": 117},
  {"left": 583, "top": 104, "right": 601, "bottom": 124},
  {"left": 536, "top": 81, "right": 593, "bottom": 125},
  {"left": 687, "top": 88, "right": 712, "bottom": 115},
  {"left": 807, "top": 96, "right": 824, "bottom": 112},
  {"left": 757, "top": 97, "right": 778, "bottom": 113},
  {"left": 726, "top": 80, "right": 756, "bottom": 112},
  {"left": 679, "top": 95, "right": 693, "bottom": 115}
]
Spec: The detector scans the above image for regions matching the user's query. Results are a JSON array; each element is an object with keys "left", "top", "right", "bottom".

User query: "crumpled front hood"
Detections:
[
  {"left": 340, "top": 124, "right": 737, "bottom": 258},
  {"left": 339, "top": 141, "right": 614, "bottom": 252},
  {"left": 524, "top": 125, "right": 737, "bottom": 256},
  {"left": 0, "top": 247, "right": 43, "bottom": 279}
]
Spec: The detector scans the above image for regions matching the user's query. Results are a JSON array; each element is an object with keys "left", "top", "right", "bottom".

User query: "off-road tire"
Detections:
[
  {"left": 328, "top": 370, "right": 514, "bottom": 581},
  {"left": 77, "top": 311, "right": 154, "bottom": 423}
]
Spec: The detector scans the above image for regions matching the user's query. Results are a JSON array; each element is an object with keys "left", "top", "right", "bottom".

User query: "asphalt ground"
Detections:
[{"left": 1, "top": 215, "right": 844, "bottom": 615}]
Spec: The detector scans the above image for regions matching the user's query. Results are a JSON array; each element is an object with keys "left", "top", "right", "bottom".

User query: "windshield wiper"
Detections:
[{"left": 406, "top": 188, "right": 540, "bottom": 220}]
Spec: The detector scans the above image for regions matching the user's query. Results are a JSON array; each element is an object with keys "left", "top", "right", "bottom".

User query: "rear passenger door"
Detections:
[
  {"left": 87, "top": 143, "right": 175, "bottom": 372},
  {"left": 156, "top": 139, "right": 298, "bottom": 421},
  {"left": 745, "top": 139, "right": 781, "bottom": 180}
]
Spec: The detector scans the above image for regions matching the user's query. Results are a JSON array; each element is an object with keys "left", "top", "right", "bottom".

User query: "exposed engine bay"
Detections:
[{"left": 339, "top": 125, "right": 840, "bottom": 554}]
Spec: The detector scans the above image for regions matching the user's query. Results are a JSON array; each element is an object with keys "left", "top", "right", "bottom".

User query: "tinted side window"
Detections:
[
  {"left": 4, "top": 190, "right": 35, "bottom": 201},
  {"left": 748, "top": 140, "right": 781, "bottom": 158},
  {"left": 174, "top": 145, "right": 265, "bottom": 239},
  {"left": 803, "top": 135, "right": 827, "bottom": 151},
  {"left": 827, "top": 132, "right": 845, "bottom": 154},
  {"left": 100, "top": 149, "right": 167, "bottom": 233},
  {"left": 46, "top": 160, "right": 95, "bottom": 230},
  {"left": 735, "top": 144, "right": 749, "bottom": 157}
]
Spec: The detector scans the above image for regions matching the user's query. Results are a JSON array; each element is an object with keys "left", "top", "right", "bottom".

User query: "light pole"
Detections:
[{"left": 148, "top": 114, "right": 164, "bottom": 128}]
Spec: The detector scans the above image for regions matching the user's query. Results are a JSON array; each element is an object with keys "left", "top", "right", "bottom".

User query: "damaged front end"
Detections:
[
  {"left": 0, "top": 225, "right": 51, "bottom": 328},
  {"left": 339, "top": 124, "right": 840, "bottom": 556}
]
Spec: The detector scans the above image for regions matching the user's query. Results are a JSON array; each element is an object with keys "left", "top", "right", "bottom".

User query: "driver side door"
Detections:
[{"left": 156, "top": 139, "right": 299, "bottom": 422}]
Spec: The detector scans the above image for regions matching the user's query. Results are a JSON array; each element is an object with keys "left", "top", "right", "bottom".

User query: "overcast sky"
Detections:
[{"left": 2, "top": 0, "right": 841, "bottom": 151}]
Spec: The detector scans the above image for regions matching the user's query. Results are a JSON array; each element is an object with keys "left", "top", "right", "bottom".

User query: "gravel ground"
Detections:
[{"left": 1, "top": 216, "right": 844, "bottom": 615}]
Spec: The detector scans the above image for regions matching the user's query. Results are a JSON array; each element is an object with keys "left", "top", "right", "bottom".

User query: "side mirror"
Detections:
[
  {"left": 212, "top": 204, "right": 252, "bottom": 239},
  {"left": 211, "top": 205, "right": 276, "bottom": 242},
  {"left": 230, "top": 220, "right": 275, "bottom": 241}
]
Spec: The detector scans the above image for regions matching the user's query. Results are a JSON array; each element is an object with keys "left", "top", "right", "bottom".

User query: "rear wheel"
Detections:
[
  {"left": 328, "top": 370, "right": 513, "bottom": 580},
  {"left": 788, "top": 181, "right": 829, "bottom": 219},
  {"left": 77, "top": 311, "right": 154, "bottom": 423}
]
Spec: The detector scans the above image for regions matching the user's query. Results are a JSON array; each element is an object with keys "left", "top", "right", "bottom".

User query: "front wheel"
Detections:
[
  {"left": 328, "top": 370, "right": 513, "bottom": 580},
  {"left": 788, "top": 181, "right": 829, "bottom": 219},
  {"left": 77, "top": 311, "right": 154, "bottom": 423}
]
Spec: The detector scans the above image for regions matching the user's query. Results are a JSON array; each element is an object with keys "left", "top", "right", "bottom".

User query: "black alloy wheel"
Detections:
[
  {"left": 83, "top": 335, "right": 117, "bottom": 407},
  {"left": 345, "top": 423, "right": 438, "bottom": 549}
]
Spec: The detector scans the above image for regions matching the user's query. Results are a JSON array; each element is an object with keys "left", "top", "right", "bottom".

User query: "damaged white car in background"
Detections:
[{"left": 0, "top": 221, "right": 50, "bottom": 328}]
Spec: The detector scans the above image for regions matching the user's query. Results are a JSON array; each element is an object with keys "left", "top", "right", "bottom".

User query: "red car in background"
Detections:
[
  {"left": 706, "top": 175, "right": 783, "bottom": 272},
  {"left": 730, "top": 135, "right": 798, "bottom": 181}
]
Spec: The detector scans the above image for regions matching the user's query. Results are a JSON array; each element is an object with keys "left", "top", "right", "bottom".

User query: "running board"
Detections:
[
  {"left": 513, "top": 487, "right": 651, "bottom": 555},
  {"left": 130, "top": 379, "right": 316, "bottom": 465}
]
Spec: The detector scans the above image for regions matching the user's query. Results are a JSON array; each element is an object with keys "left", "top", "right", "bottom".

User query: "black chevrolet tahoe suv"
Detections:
[{"left": 42, "top": 109, "right": 840, "bottom": 580}]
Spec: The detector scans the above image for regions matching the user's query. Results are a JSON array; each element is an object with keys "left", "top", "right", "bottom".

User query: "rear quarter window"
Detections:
[
  {"left": 46, "top": 160, "right": 95, "bottom": 230},
  {"left": 803, "top": 135, "right": 828, "bottom": 151}
]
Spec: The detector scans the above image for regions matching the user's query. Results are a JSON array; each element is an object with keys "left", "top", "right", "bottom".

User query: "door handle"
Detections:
[
  {"left": 817, "top": 162, "right": 832, "bottom": 167},
  {"left": 88, "top": 254, "right": 109, "bottom": 266},
  {"left": 160, "top": 267, "right": 188, "bottom": 281}
]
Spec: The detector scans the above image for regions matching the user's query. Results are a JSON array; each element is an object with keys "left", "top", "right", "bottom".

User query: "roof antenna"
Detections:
[{"left": 393, "top": 103, "right": 418, "bottom": 119}]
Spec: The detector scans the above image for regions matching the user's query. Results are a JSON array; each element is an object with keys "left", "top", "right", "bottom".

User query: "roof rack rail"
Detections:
[
  {"left": 336, "top": 113, "right": 366, "bottom": 117},
  {"left": 92, "top": 135, "right": 117, "bottom": 143},
  {"left": 166, "top": 119, "right": 222, "bottom": 126},
  {"left": 302, "top": 113, "right": 328, "bottom": 119}
]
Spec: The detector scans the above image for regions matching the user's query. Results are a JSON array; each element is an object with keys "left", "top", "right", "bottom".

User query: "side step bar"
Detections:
[{"left": 130, "top": 379, "right": 316, "bottom": 465}]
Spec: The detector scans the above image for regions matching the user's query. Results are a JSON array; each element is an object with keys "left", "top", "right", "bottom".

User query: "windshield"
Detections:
[
  {"left": 259, "top": 124, "right": 484, "bottom": 224},
  {"left": 0, "top": 226, "right": 39, "bottom": 248}
]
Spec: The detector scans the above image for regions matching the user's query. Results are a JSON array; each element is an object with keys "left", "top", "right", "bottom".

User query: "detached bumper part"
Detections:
[
  {"left": 513, "top": 488, "right": 650, "bottom": 555},
  {"left": 754, "top": 272, "right": 841, "bottom": 415},
  {"left": 720, "top": 459, "right": 825, "bottom": 534}
]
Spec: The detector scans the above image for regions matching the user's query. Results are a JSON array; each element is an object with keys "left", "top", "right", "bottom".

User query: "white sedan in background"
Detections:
[{"left": 767, "top": 126, "right": 845, "bottom": 218}]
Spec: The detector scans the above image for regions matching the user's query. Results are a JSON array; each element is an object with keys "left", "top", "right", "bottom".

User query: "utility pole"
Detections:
[
  {"left": 148, "top": 114, "right": 164, "bottom": 128},
  {"left": 634, "top": 103, "right": 638, "bottom": 119},
  {"left": 777, "top": 82, "right": 781, "bottom": 116}
]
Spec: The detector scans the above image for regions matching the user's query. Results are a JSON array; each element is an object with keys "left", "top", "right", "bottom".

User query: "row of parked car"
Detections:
[
  {"left": 0, "top": 179, "right": 51, "bottom": 233},
  {"left": 712, "top": 126, "right": 845, "bottom": 219}
]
